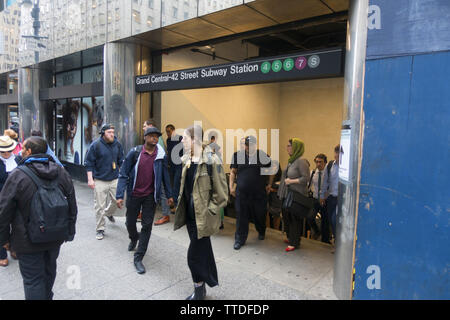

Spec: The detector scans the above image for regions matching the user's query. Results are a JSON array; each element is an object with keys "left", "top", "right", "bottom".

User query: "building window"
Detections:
[
  {"left": 148, "top": 0, "right": 153, "bottom": 9},
  {"left": 147, "top": 16, "right": 153, "bottom": 27},
  {"left": 172, "top": 7, "right": 177, "bottom": 19},
  {"left": 115, "top": 8, "right": 120, "bottom": 21},
  {"left": 99, "top": 13, "right": 106, "bottom": 25},
  {"left": 133, "top": 9, "right": 140, "bottom": 23}
]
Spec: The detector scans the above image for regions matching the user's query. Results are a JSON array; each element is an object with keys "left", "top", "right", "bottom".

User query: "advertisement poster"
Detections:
[{"left": 339, "top": 129, "right": 351, "bottom": 182}]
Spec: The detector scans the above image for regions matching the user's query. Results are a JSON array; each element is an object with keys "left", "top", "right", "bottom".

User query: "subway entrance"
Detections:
[{"left": 135, "top": 46, "right": 346, "bottom": 299}]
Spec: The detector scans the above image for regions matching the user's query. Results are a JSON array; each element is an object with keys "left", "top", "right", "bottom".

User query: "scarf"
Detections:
[{"left": 288, "top": 138, "right": 305, "bottom": 164}]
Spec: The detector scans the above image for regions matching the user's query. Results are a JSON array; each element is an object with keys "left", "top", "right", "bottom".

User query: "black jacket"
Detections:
[{"left": 0, "top": 154, "right": 78, "bottom": 254}]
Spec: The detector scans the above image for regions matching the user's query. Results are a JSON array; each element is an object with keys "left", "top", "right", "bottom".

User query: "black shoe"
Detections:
[
  {"left": 219, "top": 222, "right": 224, "bottom": 230},
  {"left": 234, "top": 242, "right": 242, "bottom": 250},
  {"left": 186, "top": 283, "right": 206, "bottom": 300},
  {"left": 134, "top": 260, "right": 146, "bottom": 274},
  {"left": 128, "top": 240, "right": 138, "bottom": 251},
  {"left": 107, "top": 216, "right": 115, "bottom": 223},
  {"left": 258, "top": 234, "right": 265, "bottom": 240}
]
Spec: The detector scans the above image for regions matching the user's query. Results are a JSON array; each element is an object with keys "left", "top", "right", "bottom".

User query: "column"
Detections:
[
  {"left": 333, "top": 0, "right": 369, "bottom": 300},
  {"left": 18, "top": 67, "right": 40, "bottom": 141},
  {"left": 104, "top": 42, "right": 138, "bottom": 153}
]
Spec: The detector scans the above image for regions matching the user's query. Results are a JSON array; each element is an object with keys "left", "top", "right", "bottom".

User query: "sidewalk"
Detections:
[{"left": 0, "top": 181, "right": 337, "bottom": 300}]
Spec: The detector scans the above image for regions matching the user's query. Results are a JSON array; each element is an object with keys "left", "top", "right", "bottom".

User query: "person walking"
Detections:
[
  {"left": 0, "top": 135, "right": 20, "bottom": 267},
  {"left": 0, "top": 136, "right": 77, "bottom": 300},
  {"left": 173, "top": 125, "right": 228, "bottom": 300},
  {"left": 230, "top": 136, "right": 273, "bottom": 250},
  {"left": 278, "top": 138, "right": 312, "bottom": 252},
  {"left": 307, "top": 153, "right": 328, "bottom": 241},
  {"left": 116, "top": 127, "right": 174, "bottom": 274},
  {"left": 208, "top": 134, "right": 222, "bottom": 159},
  {"left": 30, "top": 130, "right": 63, "bottom": 167},
  {"left": 84, "top": 124, "right": 124, "bottom": 240},
  {"left": 142, "top": 120, "right": 172, "bottom": 226},
  {"left": 322, "top": 144, "right": 340, "bottom": 253}
]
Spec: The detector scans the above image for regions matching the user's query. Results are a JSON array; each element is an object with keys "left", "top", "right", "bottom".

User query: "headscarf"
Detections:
[{"left": 288, "top": 138, "right": 305, "bottom": 164}]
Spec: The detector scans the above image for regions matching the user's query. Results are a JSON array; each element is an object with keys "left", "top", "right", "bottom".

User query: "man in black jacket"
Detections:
[{"left": 0, "top": 136, "right": 78, "bottom": 300}]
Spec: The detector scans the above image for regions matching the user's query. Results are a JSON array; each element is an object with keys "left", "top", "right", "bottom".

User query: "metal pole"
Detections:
[{"left": 333, "top": 0, "right": 368, "bottom": 300}]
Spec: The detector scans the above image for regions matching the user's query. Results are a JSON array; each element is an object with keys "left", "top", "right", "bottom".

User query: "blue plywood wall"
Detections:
[
  {"left": 353, "top": 51, "right": 450, "bottom": 299},
  {"left": 367, "top": 0, "right": 450, "bottom": 59},
  {"left": 352, "top": 0, "right": 450, "bottom": 300}
]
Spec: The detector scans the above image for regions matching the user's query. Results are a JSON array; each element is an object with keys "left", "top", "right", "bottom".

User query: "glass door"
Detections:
[{"left": 81, "top": 96, "right": 104, "bottom": 164}]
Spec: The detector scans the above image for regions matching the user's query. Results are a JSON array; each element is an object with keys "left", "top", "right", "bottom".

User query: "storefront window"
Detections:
[
  {"left": 55, "top": 70, "right": 82, "bottom": 87},
  {"left": 81, "top": 96, "right": 104, "bottom": 162},
  {"left": 82, "top": 65, "right": 103, "bottom": 83},
  {"left": 56, "top": 98, "right": 82, "bottom": 164}
]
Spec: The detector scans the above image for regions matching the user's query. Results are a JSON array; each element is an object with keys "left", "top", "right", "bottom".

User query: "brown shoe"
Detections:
[
  {"left": 0, "top": 259, "right": 8, "bottom": 267},
  {"left": 154, "top": 216, "right": 170, "bottom": 225}
]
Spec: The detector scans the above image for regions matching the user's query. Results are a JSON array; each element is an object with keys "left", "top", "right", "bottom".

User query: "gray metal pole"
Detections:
[{"left": 333, "top": 0, "right": 368, "bottom": 300}]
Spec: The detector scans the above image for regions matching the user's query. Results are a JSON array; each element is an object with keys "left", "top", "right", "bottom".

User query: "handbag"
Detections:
[
  {"left": 292, "top": 190, "right": 314, "bottom": 209},
  {"left": 282, "top": 188, "right": 315, "bottom": 219}
]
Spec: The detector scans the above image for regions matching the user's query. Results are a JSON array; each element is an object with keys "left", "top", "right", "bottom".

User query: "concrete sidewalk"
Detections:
[{"left": 0, "top": 181, "right": 337, "bottom": 300}]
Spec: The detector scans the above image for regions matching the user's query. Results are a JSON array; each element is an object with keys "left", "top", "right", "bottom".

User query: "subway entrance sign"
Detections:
[{"left": 135, "top": 48, "right": 344, "bottom": 92}]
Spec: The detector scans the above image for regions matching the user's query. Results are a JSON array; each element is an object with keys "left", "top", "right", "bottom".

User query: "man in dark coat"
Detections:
[{"left": 0, "top": 136, "right": 78, "bottom": 300}]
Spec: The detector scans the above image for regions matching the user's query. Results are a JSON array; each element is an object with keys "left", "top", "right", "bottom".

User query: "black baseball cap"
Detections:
[{"left": 144, "top": 127, "right": 162, "bottom": 137}]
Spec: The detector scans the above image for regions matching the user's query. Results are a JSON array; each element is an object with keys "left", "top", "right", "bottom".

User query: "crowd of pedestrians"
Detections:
[{"left": 0, "top": 120, "right": 340, "bottom": 300}]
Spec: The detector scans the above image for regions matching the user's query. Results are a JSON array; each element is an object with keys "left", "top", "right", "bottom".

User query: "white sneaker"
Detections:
[{"left": 96, "top": 230, "right": 104, "bottom": 240}]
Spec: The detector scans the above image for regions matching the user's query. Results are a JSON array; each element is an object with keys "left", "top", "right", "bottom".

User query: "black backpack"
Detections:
[{"left": 18, "top": 166, "right": 70, "bottom": 244}]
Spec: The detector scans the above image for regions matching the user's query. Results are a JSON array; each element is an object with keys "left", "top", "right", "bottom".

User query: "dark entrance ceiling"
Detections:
[
  {"left": 242, "top": 20, "right": 347, "bottom": 57},
  {"left": 129, "top": 0, "right": 349, "bottom": 58}
]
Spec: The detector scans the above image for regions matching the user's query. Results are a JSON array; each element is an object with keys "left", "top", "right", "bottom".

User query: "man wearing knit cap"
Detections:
[{"left": 84, "top": 124, "right": 124, "bottom": 240}]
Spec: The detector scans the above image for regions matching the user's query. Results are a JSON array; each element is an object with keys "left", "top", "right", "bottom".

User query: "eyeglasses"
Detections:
[{"left": 0, "top": 151, "right": 11, "bottom": 154}]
